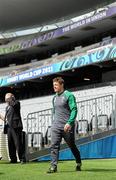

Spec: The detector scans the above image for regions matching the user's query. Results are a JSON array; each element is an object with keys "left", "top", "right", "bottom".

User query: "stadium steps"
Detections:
[{"left": 28, "top": 128, "right": 116, "bottom": 161}]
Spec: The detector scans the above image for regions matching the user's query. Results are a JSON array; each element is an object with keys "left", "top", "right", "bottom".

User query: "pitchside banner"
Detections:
[
  {"left": 0, "top": 45, "right": 116, "bottom": 87},
  {"left": 0, "top": 6, "right": 116, "bottom": 55}
]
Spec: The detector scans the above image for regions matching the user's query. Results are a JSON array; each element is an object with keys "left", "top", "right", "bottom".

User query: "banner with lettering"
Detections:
[
  {"left": 0, "top": 45, "right": 116, "bottom": 87},
  {"left": 0, "top": 6, "right": 116, "bottom": 55}
]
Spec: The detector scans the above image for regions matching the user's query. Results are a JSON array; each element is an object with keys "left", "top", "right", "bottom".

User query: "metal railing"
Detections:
[
  {"left": 26, "top": 94, "right": 115, "bottom": 150},
  {"left": 27, "top": 109, "right": 52, "bottom": 150},
  {"left": 77, "top": 94, "right": 114, "bottom": 135}
]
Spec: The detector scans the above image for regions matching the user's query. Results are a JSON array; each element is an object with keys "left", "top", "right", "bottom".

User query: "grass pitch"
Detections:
[{"left": 0, "top": 159, "right": 116, "bottom": 180}]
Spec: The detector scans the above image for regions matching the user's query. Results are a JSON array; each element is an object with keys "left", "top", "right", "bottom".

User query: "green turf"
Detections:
[{"left": 0, "top": 159, "right": 116, "bottom": 180}]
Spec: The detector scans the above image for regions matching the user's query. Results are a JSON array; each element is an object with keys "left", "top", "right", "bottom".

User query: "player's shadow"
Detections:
[
  {"left": 0, "top": 172, "right": 4, "bottom": 175},
  {"left": 60, "top": 168, "right": 116, "bottom": 173},
  {"left": 84, "top": 168, "right": 116, "bottom": 172}
]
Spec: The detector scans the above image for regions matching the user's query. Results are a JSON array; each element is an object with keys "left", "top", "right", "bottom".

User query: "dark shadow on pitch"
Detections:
[
  {"left": 84, "top": 168, "right": 116, "bottom": 172},
  {"left": 0, "top": 172, "right": 4, "bottom": 175},
  {"left": 59, "top": 168, "right": 116, "bottom": 173},
  {"left": 58, "top": 169, "right": 81, "bottom": 173}
]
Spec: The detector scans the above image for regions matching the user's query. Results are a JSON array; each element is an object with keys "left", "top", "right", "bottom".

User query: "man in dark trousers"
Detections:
[
  {"left": 3, "top": 93, "right": 26, "bottom": 163},
  {"left": 47, "top": 77, "right": 82, "bottom": 173}
]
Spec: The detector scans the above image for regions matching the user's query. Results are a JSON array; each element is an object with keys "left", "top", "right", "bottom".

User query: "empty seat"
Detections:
[
  {"left": 77, "top": 119, "right": 88, "bottom": 135},
  {"left": 90, "top": 114, "right": 108, "bottom": 134},
  {"left": 28, "top": 132, "right": 44, "bottom": 149},
  {"left": 97, "top": 114, "right": 108, "bottom": 130}
]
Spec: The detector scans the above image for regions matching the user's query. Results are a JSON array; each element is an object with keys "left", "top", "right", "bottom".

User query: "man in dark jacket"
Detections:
[{"left": 4, "top": 93, "right": 26, "bottom": 163}]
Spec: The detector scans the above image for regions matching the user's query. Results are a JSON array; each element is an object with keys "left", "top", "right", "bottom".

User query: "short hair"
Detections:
[
  {"left": 53, "top": 77, "right": 64, "bottom": 85},
  {"left": 5, "top": 93, "right": 15, "bottom": 101}
]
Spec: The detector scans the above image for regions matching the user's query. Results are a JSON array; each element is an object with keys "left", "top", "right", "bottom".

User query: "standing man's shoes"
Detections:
[
  {"left": 20, "top": 161, "right": 26, "bottom": 164},
  {"left": 20, "top": 159, "right": 26, "bottom": 164},
  {"left": 76, "top": 163, "right": 82, "bottom": 171},
  {"left": 10, "top": 160, "right": 17, "bottom": 163},
  {"left": 47, "top": 166, "right": 57, "bottom": 173}
]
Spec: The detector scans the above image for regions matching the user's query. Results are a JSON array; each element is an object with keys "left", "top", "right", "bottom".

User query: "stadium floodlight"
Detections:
[
  {"left": 9, "top": 64, "right": 16, "bottom": 67},
  {"left": 52, "top": 53, "right": 58, "bottom": 57},
  {"left": 75, "top": 46, "right": 82, "bottom": 51},
  {"left": 84, "top": 78, "right": 90, "bottom": 81},
  {"left": 72, "top": 69, "right": 75, "bottom": 72},
  {"left": 31, "top": 59, "right": 38, "bottom": 63},
  {"left": 113, "top": 59, "right": 116, "bottom": 62}
]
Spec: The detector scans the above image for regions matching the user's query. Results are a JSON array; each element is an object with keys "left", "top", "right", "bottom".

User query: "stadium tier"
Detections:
[
  {"left": 0, "top": 37, "right": 116, "bottom": 77},
  {"left": 0, "top": 1, "right": 116, "bottom": 161}
]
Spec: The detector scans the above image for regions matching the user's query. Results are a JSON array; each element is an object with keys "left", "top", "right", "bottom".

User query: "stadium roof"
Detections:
[
  {"left": 0, "top": 0, "right": 113, "bottom": 33},
  {"left": 0, "top": 4, "right": 116, "bottom": 58}
]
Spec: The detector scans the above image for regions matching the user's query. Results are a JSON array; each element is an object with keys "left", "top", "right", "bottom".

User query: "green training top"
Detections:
[{"left": 52, "top": 90, "right": 77, "bottom": 129}]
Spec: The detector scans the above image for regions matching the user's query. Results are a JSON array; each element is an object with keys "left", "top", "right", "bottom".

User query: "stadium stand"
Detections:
[
  {"left": 0, "top": 36, "right": 115, "bottom": 79},
  {"left": 0, "top": 1, "right": 116, "bottom": 160}
]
